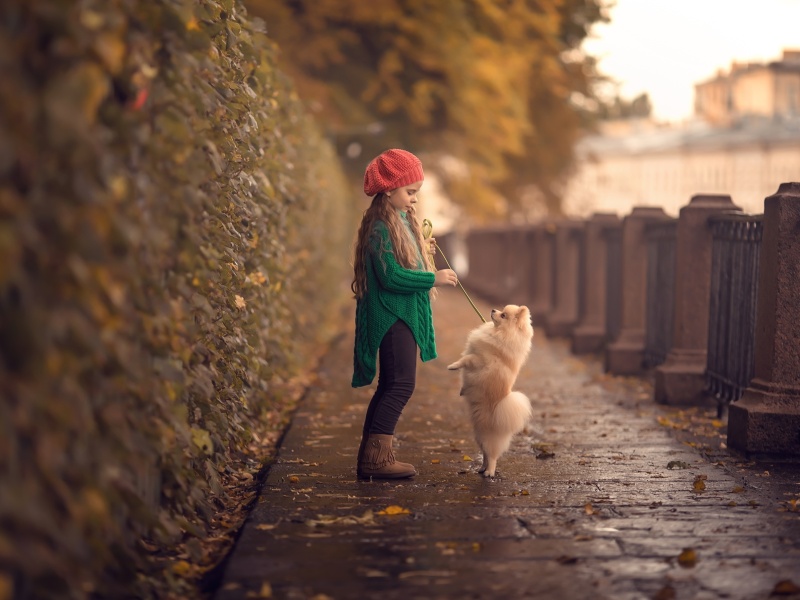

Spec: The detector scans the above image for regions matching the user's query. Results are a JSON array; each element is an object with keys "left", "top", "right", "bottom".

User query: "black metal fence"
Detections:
[
  {"left": 643, "top": 220, "right": 677, "bottom": 368},
  {"left": 705, "top": 213, "right": 763, "bottom": 413}
]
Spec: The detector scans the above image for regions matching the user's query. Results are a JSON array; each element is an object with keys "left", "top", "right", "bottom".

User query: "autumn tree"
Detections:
[
  {"left": 598, "top": 92, "right": 653, "bottom": 120},
  {"left": 246, "top": 0, "right": 608, "bottom": 219}
]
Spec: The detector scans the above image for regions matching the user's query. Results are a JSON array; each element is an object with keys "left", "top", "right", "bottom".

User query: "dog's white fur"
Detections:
[{"left": 448, "top": 305, "right": 534, "bottom": 477}]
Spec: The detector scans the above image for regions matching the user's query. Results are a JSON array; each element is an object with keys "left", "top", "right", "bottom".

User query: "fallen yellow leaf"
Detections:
[
  {"left": 693, "top": 475, "right": 707, "bottom": 492},
  {"left": 463, "top": 455, "right": 473, "bottom": 461},
  {"left": 431, "top": 459, "right": 440, "bottom": 464},
  {"left": 288, "top": 476, "right": 299, "bottom": 483},
  {"left": 677, "top": 548, "right": 697, "bottom": 568},
  {"left": 378, "top": 505, "right": 410, "bottom": 516},
  {"left": 657, "top": 416, "right": 676, "bottom": 428},
  {"left": 172, "top": 560, "right": 191, "bottom": 576}
]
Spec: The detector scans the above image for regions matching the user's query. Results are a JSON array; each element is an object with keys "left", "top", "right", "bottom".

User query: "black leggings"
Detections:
[{"left": 362, "top": 320, "right": 417, "bottom": 436}]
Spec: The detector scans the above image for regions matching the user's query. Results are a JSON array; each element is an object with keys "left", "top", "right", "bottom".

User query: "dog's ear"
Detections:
[{"left": 517, "top": 306, "right": 531, "bottom": 329}]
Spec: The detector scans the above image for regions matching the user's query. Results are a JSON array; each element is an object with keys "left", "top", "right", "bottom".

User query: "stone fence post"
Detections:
[
  {"left": 728, "top": 182, "right": 800, "bottom": 456},
  {"left": 463, "top": 228, "right": 503, "bottom": 303},
  {"left": 603, "top": 222, "right": 624, "bottom": 345},
  {"left": 507, "top": 226, "right": 533, "bottom": 305},
  {"left": 572, "top": 212, "right": 620, "bottom": 354},
  {"left": 605, "top": 206, "right": 671, "bottom": 374},
  {"left": 530, "top": 223, "right": 555, "bottom": 327},
  {"left": 545, "top": 220, "right": 585, "bottom": 337},
  {"left": 655, "top": 195, "right": 741, "bottom": 404}
]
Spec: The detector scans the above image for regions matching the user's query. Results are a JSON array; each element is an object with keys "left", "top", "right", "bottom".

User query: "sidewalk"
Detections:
[{"left": 214, "top": 289, "right": 800, "bottom": 600}]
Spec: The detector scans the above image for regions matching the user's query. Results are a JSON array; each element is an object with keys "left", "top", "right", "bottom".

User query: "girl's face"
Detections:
[{"left": 386, "top": 180, "right": 424, "bottom": 212}]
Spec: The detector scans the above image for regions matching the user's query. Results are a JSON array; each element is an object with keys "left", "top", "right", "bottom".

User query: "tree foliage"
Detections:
[
  {"left": 598, "top": 92, "right": 653, "bottom": 120},
  {"left": 246, "top": 0, "right": 608, "bottom": 219},
  {"left": 0, "top": 0, "right": 354, "bottom": 597}
]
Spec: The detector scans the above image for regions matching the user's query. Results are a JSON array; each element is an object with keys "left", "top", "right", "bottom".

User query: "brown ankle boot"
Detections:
[
  {"left": 356, "top": 432, "right": 368, "bottom": 469},
  {"left": 357, "top": 434, "right": 416, "bottom": 480}
]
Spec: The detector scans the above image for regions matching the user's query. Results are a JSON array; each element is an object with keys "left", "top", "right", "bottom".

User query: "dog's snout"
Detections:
[{"left": 491, "top": 309, "right": 498, "bottom": 315}]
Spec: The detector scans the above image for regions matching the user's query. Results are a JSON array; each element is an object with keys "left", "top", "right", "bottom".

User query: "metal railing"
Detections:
[
  {"left": 643, "top": 220, "right": 677, "bottom": 368},
  {"left": 705, "top": 213, "right": 763, "bottom": 413}
]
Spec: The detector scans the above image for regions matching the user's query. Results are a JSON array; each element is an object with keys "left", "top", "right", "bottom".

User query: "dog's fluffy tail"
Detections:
[{"left": 493, "top": 391, "right": 532, "bottom": 434}]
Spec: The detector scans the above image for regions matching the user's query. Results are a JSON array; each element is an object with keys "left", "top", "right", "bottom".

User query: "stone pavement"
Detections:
[{"left": 214, "top": 289, "right": 800, "bottom": 600}]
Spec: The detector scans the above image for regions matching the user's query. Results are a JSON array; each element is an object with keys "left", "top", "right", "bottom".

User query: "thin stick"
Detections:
[{"left": 434, "top": 243, "right": 486, "bottom": 323}]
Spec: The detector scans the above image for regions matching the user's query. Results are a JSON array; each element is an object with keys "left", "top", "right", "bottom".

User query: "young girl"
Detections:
[{"left": 351, "top": 149, "right": 458, "bottom": 479}]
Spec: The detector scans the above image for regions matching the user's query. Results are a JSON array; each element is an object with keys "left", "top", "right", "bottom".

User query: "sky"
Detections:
[{"left": 582, "top": 0, "right": 800, "bottom": 123}]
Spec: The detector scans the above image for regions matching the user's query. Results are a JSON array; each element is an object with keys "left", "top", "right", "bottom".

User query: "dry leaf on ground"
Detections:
[
  {"left": 378, "top": 505, "right": 411, "bottom": 516},
  {"left": 654, "top": 584, "right": 676, "bottom": 600},
  {"left": 677, "top": 548, "right": 697, "bottom": 568},
  {"left": 306, "top": 511, "right": 375, "bottom": 527},
  {"left": 693, "top": 475, "right": 707, "bottom": 492},
  {"left": 667, "top": 461, "right": 689, "bottom": 469},
  {"left": 772, "top": 579, "right": 800, "bottom": 595}
]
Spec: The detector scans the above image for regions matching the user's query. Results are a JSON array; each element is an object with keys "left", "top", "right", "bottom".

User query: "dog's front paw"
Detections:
[{"left": 482, "top": 470, "right": 497, "bottom": 478}]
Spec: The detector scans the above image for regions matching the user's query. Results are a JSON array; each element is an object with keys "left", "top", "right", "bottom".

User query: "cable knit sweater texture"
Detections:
[{"left": 352, "top": 214, "right": 436, "bottom": 388}]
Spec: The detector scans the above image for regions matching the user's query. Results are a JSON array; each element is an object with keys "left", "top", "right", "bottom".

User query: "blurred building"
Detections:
[
  {"left": 695, "top": 49, "right": 800, "bottom": 125},
  {"left": 564, "top": 49, "right": 800, "bottom": 217}
]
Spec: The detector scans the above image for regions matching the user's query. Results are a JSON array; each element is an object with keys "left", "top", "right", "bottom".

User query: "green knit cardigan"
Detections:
[{"left": 352, "top": 214, "right": 437, "bottom": 387}]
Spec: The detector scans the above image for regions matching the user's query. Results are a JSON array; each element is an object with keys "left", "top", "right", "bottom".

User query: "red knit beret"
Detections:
[{"left": 363, "top": 149, "right": 424, "bottom": 196}]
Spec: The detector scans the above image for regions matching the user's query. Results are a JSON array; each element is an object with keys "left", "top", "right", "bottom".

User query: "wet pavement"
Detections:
[{"left": 214, "top": 289, "right": 800, "bottom": 600}]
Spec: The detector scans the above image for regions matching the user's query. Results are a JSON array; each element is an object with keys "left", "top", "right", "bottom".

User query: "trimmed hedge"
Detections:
[{"left": 0, "top": 0, "right": 356, "bottom": 597}]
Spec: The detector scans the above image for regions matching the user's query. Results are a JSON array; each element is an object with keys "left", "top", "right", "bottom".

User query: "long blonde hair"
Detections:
[{"left": 351, "top": 194, "right": 435, "bottom": 299}]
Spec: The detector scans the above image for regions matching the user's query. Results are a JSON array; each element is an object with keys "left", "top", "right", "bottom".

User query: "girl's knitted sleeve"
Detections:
[{"left": 369, "top": 223, "right": 435, "bottom": 293}]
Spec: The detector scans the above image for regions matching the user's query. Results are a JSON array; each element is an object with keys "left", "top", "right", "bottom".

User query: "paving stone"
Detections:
[{"left": 213, "top": 290, "right": 800, "bottom": 600}]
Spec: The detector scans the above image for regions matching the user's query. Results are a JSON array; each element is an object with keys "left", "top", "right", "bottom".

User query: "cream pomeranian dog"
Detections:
[{"left": 448, "top": 305, "right": 534, "bottom": 477}]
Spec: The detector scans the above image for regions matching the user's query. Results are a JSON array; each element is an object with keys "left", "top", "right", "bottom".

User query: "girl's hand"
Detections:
[
  {"left": 427, "top": 237, "right": 437, "bottom": 255},
  {"left": 434, "top": 269, "right": 458, "bottom": 287}
]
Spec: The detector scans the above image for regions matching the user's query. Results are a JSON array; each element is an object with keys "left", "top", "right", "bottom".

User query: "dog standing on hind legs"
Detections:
[{"left": 448, "top": 305, "right": 534, "bottom": 477}]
